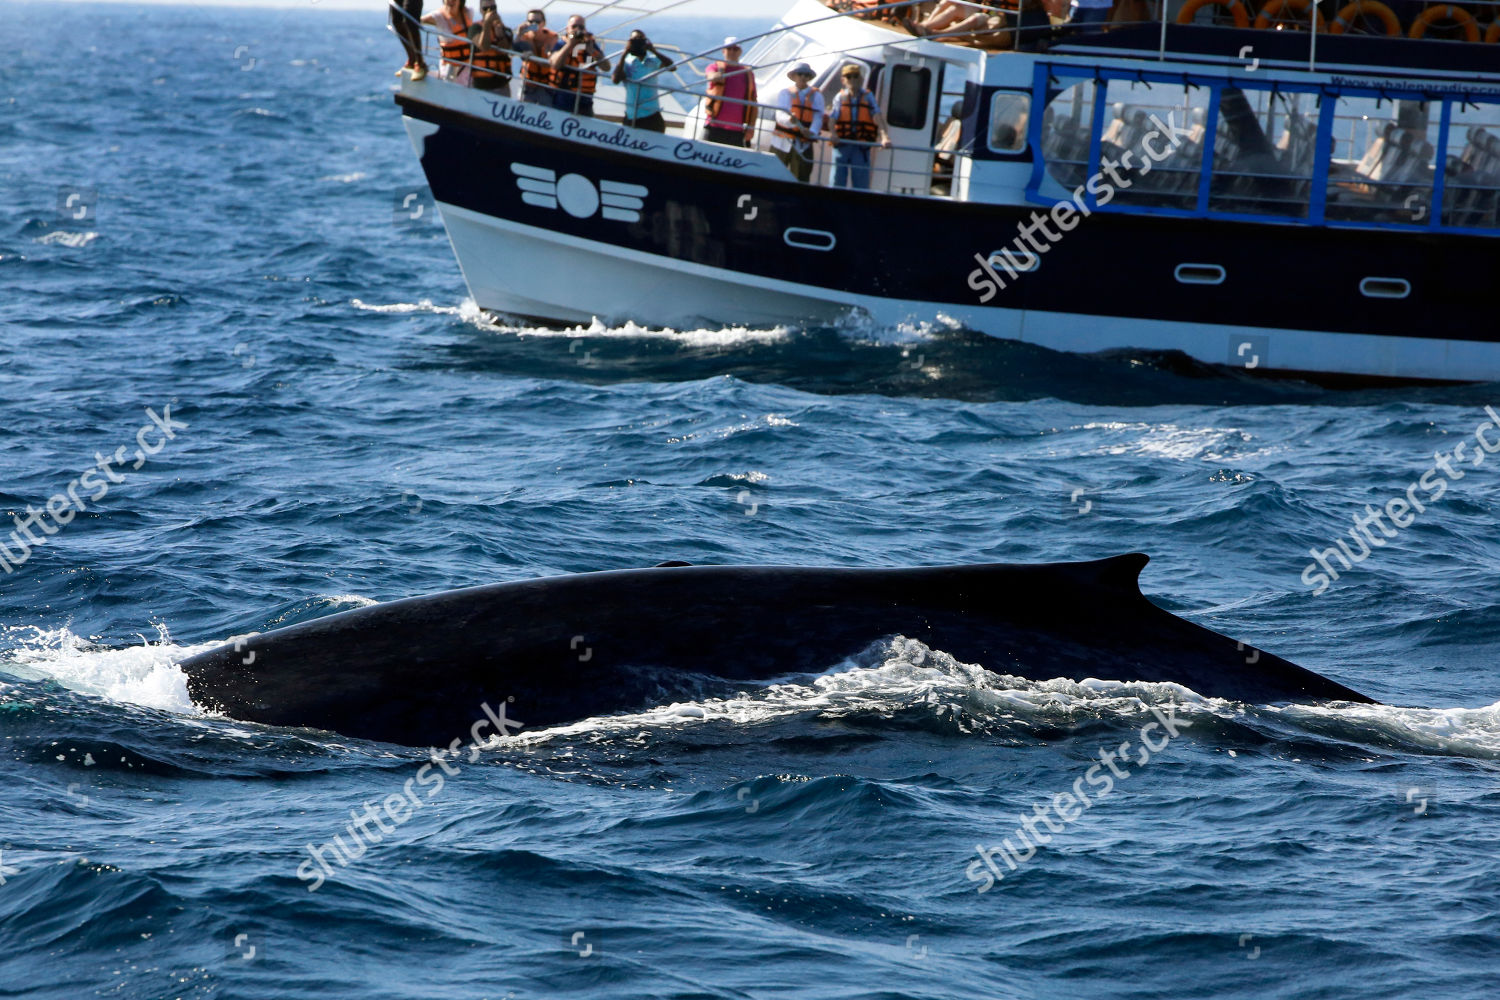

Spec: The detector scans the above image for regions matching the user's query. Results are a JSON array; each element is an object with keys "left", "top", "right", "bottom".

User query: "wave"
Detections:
[{"left": 8, "top": 628, "right": 1498, "bottom": 762}]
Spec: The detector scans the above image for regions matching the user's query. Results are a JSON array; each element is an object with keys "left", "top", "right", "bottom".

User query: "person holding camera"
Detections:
[
  {"left": 515, "top": 9, "right": 557, "bottom": 104},
  {"left": 549, "top": 15, "right": 611, "bottom": 117},
  {"left": 611, "top": 30, "right": 674, "bottom": 132},
  {"left": 470, "top": 3, "right": 515, "bottom": 94}
]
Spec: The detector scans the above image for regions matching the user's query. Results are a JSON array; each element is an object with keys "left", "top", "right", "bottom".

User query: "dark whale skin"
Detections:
[{"left": 177, "top": 555, "right": 1373, "bottom": 746}]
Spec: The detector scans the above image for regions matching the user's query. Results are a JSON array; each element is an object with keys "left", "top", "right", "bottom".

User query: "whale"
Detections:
[{"left": 176, "top": 555, "right": 1374, "bottom": 747}]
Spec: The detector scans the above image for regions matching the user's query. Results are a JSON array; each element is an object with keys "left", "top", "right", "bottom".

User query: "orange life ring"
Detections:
[
  {"left": 1486, "top": 18, "right": 1500, "bottom": 40},
  {"left": 1329, "top": 0, "right": 1403, "bottom": 33},
  {"left": 1408, "top": 4, "right": 1482, "bottom": 39},
  {"left": 1255, "top": 0, "right": 1328, "bottom": 30},
  {"left": 1177, "top": 0, "right": 1252, "bottom": 27}
]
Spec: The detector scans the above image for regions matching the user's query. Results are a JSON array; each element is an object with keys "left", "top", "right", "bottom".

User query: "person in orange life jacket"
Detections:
[
  {"left": 515, "top": 9, "right": 558, "bottom": 105},
  {"left": 825, "top": 64, "right": 891, "bottom": 190},
  {"left": 421, "top": 0, "right": 475, "bottom": 85},
  {"left": 391, "top": 0, "right": 428, "bottom": 81},
  {"left": 703, "top": 37, "right": 759, "bottom": 148},
  {"left": 549, "top": 15, "right": 611, "bottom": 117},
  {"left": 470, "top": 3, "right": 514, "bottom": 93},
  {"left": 771, "top": 63, "right": 825, "bottom": 183},
  {"left": 611, "top": 30, "right": 675, "bottom": 133}
]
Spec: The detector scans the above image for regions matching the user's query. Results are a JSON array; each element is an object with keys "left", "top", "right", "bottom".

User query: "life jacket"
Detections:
[
  {"left": 521, "top": 28, "right": 556, "bottom": 88},
  {"left": 553, "top": 38, "right": 599, "bottom": 95},
  {"left": 472, "top": 27, "right": 512, "bottom": 78},
  {"left": 438, "top": 8, "right": 473, "bottom": 67},
  {"left": 775, "top": 88, "right": 818, "bottom": 139},
  {"left": 833, "top": 91, "right": 879, "bottom": 143},
  {"left": 706, "top": 63, "right": 757, "bottom": 130}
]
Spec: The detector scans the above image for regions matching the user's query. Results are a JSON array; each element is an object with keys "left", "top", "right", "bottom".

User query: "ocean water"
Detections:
[{"left": 3, "top": 3, "right": 1500, "bottom": 998}]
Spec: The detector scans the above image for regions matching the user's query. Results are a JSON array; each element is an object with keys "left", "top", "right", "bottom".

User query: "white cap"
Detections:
[{"left": 723, "top": 36, "right": 741, "bottom": 48}]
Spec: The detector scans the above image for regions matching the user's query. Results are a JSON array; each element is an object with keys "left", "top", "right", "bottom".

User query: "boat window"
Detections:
[
  {"left": 989, "top": 92, "right": 1030, "bottom": 153},
  {"left": 1441, "top": 100, "right": 1500, "bottom": 230},
  {"left": 1039, "top": 77, "right": 1096, "bottom": 191},
  {"left": 1326, "top": 97, "right": 1438, "bottom": 226},
  {"left": 887, "top": 65, "right": 932, "bottom": 131},
  {"left": 1099, "top": 79, "right": 1209, "bottom": 210},
  {"left": 1208, "top": 86, "right": 1318, "bottom": 219},
  {"left": 749, "top": 31, "right": 808, "bottom": 83}
]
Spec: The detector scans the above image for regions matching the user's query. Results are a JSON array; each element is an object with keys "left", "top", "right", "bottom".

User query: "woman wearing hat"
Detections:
[{"left": 770, "top": 63, "right": 825, "bottom": 182}]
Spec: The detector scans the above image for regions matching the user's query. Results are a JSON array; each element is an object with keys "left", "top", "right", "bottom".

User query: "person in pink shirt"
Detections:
[{"left": 703, "top": 37, "right": 758, "bottom": 148}]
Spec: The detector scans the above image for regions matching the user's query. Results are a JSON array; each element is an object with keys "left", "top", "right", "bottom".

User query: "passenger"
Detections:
[
  {"left": 612, "top": 30, "right": 675, "bottom": 133},
  {"left": 771, "top": 62, "right": 825, "bottom": 183},
  {"left": 1070, "top": 0, "right": 1114, "bottom": 31},
  {"left": 470, "top": 3, "right": 514, "bottom": 94},
  {"left": 825, "top": 64, "right": 891, "bottom": 191},
  {"left": 550, "top": 15, "right": 611, "bottom": 117},
  {"left": 913, "top": 0, "right": 999, "bottom": 36},
  {"left": 391, "top": 0, "right": 428, "bottom": 81},
  {"left": 703, "top": 38, "right": 759, "bottom": 148},
  {"left": 421, "top": 0, "right": 475, "bottom": 85},
  {"left": 516, "top": 9, "right": 558, "bottom": 105}
]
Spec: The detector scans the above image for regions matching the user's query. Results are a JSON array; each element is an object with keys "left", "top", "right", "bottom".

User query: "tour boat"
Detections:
[{"left": 392, "top": 0, "right": 1500, "bottom": 382}]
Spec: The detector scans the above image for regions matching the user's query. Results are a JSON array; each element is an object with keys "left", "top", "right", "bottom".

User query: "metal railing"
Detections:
[{"left": 387, "top": 1, "right": 982, "bottom": 195}]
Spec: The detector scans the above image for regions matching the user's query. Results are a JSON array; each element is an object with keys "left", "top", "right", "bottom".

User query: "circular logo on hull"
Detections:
[{"left": 556, "top": 174, "right": 600, "bottom": 219}]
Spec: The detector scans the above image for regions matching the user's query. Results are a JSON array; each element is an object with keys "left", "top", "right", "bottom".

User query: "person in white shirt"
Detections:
[
  {"left": 421, "top": 0, "right": 476, "bottom": 85},
  {"left": 770, "top": 63, "right": 825, "bottom": 182}
]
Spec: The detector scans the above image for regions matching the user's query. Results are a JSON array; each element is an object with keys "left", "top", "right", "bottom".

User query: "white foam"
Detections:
[
  {"left": 349, "top": 298, "right": 464, "bottom": 316},
  {"left": 497, "top": 639, "right": 1216, "bottom": 748},
  {"left": 0, "top": 625, "right": 209, "bottom": 716},
  {"left": 348, "top": 298, "right": 794, "bottom": 348},
  {"left": 1269, "top": 700, "right": 1500, "bottom": 758},
  {"left": 316, "top": 172, "right": 367, "bottom": 184},
  {"left": 35, "top": 231, "right": 98, "bottom": 248}
]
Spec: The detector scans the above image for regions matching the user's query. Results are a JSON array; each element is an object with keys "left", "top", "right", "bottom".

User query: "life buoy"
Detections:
[
  {"left": 1408, "top": 4, "right": 1481, "bottom": 39},
  {"left": 1254, "top": 0, "right": 1328, "bottom": 30},
  {"left": 1488, "top": 19, "right": 1500, "bottom": 41},
  {"left": 1176, "top": 0, "right": 1252, "bottom": 27},
  {"left": 1329, "top": 0, "right": 1403, "bottom": 34}
]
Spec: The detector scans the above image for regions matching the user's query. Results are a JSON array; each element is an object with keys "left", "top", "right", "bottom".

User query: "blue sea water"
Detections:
[{"left": 3, "top": 3, "right": 1500, "bottom": 997}]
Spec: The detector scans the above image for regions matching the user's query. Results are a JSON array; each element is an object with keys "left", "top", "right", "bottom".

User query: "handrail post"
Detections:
[{"left": 1308, "top": 0, "right": 1319, "bottom": 71}]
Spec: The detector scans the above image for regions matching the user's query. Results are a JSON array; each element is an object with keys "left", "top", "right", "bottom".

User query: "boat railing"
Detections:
[{"left": 387, "top": 2, "right": 979, "bottom": 197}]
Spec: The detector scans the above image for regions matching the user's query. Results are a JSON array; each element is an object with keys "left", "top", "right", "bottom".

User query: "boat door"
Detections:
[{"left": 874, "top": 46, "right": 941, "bottom": 195}]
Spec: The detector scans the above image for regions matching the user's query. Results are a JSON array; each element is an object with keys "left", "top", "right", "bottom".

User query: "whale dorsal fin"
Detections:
[
  {"left": 655, "top": 561, "right": 694, "bottom": 568},
  {"left": 1093, "top": 553, "right": 1150, "bottom": 592}
]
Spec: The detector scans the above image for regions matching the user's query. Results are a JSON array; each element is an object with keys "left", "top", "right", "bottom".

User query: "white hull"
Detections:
[{"left": 439, "top": 201, "right": 1499, "bottom": 382}]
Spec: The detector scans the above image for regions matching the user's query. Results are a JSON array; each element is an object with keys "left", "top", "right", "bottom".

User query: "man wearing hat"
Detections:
[
  {"left": 826, "top": 63, "right": 892, "bottom": 190},
  {"left": 703, "top": 37, "right": 758, "bottom": 147},
  {"left": 770, "top": 63, "right": 825, "bottom": 182}
]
